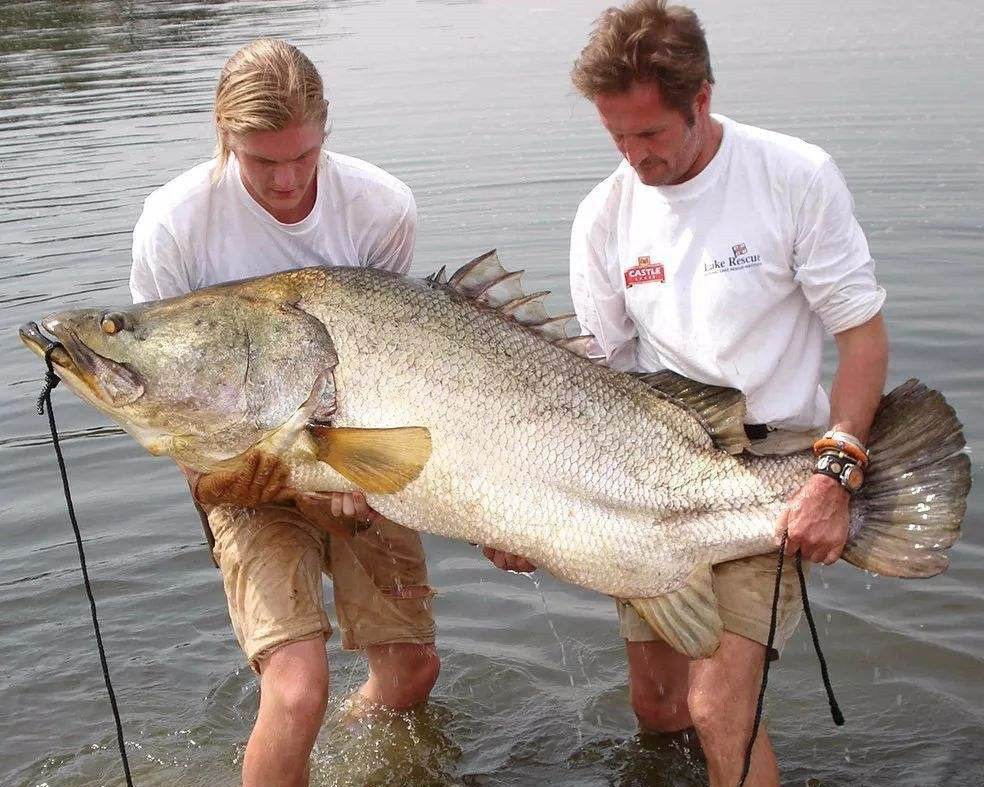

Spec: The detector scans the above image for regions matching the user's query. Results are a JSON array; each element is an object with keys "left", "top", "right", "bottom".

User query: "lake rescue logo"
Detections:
[
  {"left": 624, "top": 256, "right": 665, "bottom": 288},
  {"left": 703, "top": 241, "right": 762, "bottom": 275}
]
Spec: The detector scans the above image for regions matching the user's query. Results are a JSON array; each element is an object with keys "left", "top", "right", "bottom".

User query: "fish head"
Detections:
[{"left": 20, "top": 288, "right": 337, "bottom": 468}]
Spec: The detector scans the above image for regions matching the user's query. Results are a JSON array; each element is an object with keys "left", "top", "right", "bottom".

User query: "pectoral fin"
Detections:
[
  {"left": 307, "top": 424, "right": 431, "bottom": 493},
  {"left": 628, "top": 564, "right": 722, "bottom": 659}
]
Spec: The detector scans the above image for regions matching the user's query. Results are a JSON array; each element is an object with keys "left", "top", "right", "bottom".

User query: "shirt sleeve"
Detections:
[
  {"left": 792, "top": 158, "right": 886, "bottom": 334},
  {"left": 569, "top": 197, "right": 639, "bottom": 372},
  {"left": 130, "top": 206, "right": 193, "bottom": 304},
  {"left": 365, "top": 191, "right": 417, "bottom": 275}
]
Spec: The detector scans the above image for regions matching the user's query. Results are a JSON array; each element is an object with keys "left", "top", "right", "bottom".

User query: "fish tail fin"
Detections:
[{"left": 843, "top": 380, "right": 971, "bottom": 577}]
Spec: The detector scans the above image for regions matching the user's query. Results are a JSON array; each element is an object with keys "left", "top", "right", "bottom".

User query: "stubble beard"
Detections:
[{"left": 635, "top": 124, "right": 701, "bottom": 187}]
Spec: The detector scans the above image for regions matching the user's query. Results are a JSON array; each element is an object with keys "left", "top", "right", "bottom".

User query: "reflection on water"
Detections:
[{"left": 1, "top": 1, "right": 982, "bottom": 786}]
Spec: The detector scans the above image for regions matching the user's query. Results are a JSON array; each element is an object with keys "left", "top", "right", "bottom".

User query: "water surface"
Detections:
[{"left": 1, "top": 2, "right": 982, "bottom": 785}]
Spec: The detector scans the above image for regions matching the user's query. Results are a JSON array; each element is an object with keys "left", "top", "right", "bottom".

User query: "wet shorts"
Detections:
[
  {"left": 207, "top": 504, "right": 436, "bottom": 671},
  {"left": 617, "top": 425, "right": 820, "bottom": 658},
  {"left": 616, "top": 551, "right": 809, "bottom": 657}
]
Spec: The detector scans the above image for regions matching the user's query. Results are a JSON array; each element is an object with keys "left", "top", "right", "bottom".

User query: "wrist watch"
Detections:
[{"left": 813, "top": 451, "right": 865, "bottom": 493}]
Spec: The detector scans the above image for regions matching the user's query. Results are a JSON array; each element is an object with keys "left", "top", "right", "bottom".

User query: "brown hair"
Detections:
[
  {"left": 212, "top": 38, "right": 328, "bottom": 177},
  {"left": 571, "top": 0, "right": 713, "bottom": 115}
]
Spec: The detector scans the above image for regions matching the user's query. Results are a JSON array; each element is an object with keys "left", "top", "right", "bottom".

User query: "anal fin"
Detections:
[
  {"left": 308, "top": 424, "right": 431, "bottom": 493},
  {"left": 628, "top": 564, "right": 722, "bottom": 659}
]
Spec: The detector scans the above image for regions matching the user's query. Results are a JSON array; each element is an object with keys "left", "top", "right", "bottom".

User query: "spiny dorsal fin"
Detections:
[
  {"left": 633, "top": 370, "right": 749, "bottom": 454},
  {"left": 475, "top": 270, "right": 525, "bottom": 306},
  {"left": 423, "top": 265, "right": 448, "bottom": 287},
  {"left": 553, "top": 334, "right": 595, "bottom": 356},
  {"left": 501, "top": 291, "right": 550, "bottom": 322},
  {"left": 426, "top": 249, "right": 597, "bottom": 360},
  {"left": 536, "top": 313, "right": 577, "bottom": 341},
  {"left": 447, "top": 249, "right": 507, "bottom": 293}
]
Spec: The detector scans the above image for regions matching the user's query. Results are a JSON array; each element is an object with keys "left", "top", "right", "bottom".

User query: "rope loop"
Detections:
[{"left": 36, "top": 346, "right": 61, "bottom": 415}]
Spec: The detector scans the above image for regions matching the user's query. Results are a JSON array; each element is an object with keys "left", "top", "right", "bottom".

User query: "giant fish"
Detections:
[{"left": 19, "top": 252, "right": 971, "bottom": 657}]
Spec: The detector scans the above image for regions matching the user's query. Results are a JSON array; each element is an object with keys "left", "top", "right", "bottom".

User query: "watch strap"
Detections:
[{"left": 813, "top": 451, "right": 865, "bottom": 493}]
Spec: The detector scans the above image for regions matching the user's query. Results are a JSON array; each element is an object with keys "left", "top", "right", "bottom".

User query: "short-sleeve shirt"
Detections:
[{"left": 130, "top": 150, "right": 416, "bottom": 303}]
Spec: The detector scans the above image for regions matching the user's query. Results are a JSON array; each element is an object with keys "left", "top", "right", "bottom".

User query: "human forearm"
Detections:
[
  {"left": 828, "top": 312, "right": 889, "bottom": 442},
  {"left": 777, "top": 313, "right": 889, "bottom": 562}
]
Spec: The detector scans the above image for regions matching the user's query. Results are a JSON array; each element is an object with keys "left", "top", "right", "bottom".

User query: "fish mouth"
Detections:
[
  {"left": 19, "top": 321, "right": 75, "bottom": 369},
  {"left": 19, "top": 319, "right": 144, "bottom": 407}
]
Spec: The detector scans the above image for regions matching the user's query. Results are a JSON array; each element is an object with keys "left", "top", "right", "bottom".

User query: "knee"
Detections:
[
  {"left": 395, "top": 644, "right": 440, "bottom": 700},
  {"left": 686, "top": 679, "right": 742, "bottom": 741},
  {"left": 263, "top": 651, "right": 330, "bottom": 726},
  {"left": 625, "top": 640, "right": 692, "bottom": 732},
  {"left": 630, "top": 679, "right": 691, "bottom": 732},
  {"left": 368, "top": 643, "right": 439, "bottom": 708}
]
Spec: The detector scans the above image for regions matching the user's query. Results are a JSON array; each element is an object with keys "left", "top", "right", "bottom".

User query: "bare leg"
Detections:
[
  {"left": 626, "top": 640, "right": 693, "bottom": 731},
  {"left": 243, "top": 638, "right": 330, "bottom": 787},
  {"left": 360, "top": 642, "right": 440, "bottom": 709},
  {"left": 688, "top": 631, "right": 779, "bottom": 787}
]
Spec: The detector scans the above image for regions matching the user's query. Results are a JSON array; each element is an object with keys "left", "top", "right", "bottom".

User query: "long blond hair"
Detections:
[{"left": 213, "top": 38, "right": 328, "bottom": 179}]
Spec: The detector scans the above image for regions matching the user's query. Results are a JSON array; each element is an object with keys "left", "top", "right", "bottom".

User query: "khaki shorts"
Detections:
[
  {"left": 207, "top": 505, "right": 436, "bottom": 671},
  {"left": 617, "top": 552, "right": 808, "bottom": 657},
  {"left": 618, "top": 425, "right": 820, "bottom": 657}
]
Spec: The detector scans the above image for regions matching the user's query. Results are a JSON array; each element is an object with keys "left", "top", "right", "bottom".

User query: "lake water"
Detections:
[{"left": 1, "top": 1, "right": 982, "bottom": 785}]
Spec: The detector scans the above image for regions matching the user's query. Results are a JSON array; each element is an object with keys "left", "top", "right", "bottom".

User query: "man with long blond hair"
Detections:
[
  {"left": 130, "top": 38, "right": 439, "bottom": 786},
  {"left": 487, "top": 2, "right": 888, "bottom": 784}
]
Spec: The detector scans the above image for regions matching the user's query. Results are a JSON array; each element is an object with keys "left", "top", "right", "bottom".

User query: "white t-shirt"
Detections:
[
  {"left": 130, "top": 150, "right": 416, "bottom": 303},
  {"left": 570, "top": 114, "right": 885, "bottom": 430}
]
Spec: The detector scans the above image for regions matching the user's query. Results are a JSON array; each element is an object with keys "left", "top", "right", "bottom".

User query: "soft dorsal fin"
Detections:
[
  {"left": 633, "top": 370, "right": 749, "bottom": 454},
  {"left": 426, "top": 250, "right": 599, "bottom": 361}
]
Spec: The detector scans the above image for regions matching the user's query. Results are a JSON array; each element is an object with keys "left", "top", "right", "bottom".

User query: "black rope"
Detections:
[
  {"left": 736, "top": 535, "right": 844, "bottom": 787},
  {"left": 796, "top": 552, "right": 845, "bottom": 726},
  {"left": 37, "top": 348, "right": 134, "bottom": 786},
  {"left": 737, "top": 533, "right": 786, "bottom": 787}
]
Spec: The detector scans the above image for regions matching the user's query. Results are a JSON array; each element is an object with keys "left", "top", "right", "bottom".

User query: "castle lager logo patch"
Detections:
[{"left": 624, "top": 256, "right": 665, "bottom": 288}]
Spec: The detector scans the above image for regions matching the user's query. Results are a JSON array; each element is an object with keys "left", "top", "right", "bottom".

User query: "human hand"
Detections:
[
  {"left": 294, "top": 490, "right": 386, "bottom": 539},
  {"left": 482, "top": 546, "right": 537, "bottom": 573},
  {"left": 775, "top": 473, "right": 850, "bottom": 565},
  {"left": 193, "top": 449, "right": 291, "bottom": 507}
]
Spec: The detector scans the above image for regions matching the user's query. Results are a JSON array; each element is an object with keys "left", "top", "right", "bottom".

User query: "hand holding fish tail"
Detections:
[
  {"left": 482, "top": 547, "right": 537, "bottom": 573},
  {"left": 775, "top": 474, "right": 850, "bottom": 565}
]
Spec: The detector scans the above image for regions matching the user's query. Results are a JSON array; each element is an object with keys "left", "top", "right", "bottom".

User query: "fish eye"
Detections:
[{"left": 101, "top": 312, "right": 126, "bottom": 335}]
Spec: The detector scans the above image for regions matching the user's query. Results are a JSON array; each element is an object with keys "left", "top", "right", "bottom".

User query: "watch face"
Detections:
[{"left": 843, "top": 464, "right": 864, "bottom": 492}]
